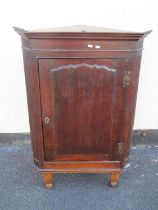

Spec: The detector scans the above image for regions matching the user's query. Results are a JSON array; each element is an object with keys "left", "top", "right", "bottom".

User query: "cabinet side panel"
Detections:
[
  {"left": 121, "top": 54, "right": 142, "bottom": 167},
  {"left": 22, "top": 45, "right": 44, "bottom": 167},
  {"left": 110, "top": 60, "right": 129, "bottom": 161}
]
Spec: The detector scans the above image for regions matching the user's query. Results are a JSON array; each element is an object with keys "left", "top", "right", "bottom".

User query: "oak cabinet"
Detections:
[{"left": 14, "top": 25, "right": 151, "bottom": 188}]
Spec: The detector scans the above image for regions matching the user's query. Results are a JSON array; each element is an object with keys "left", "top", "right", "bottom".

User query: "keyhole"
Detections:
[{"left": 44, "top": 117, "right": 50, "bottom": 124}]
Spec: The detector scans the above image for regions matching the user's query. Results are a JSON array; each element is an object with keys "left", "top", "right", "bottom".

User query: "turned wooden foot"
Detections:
[
  {"left": 109, "top": 172, "right": 121, "bottom": 187},
  {"left": 42, "top": 172, "right": 53, "bottom": 189}
]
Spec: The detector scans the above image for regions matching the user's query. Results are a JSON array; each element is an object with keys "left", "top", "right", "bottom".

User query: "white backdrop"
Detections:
[{"left": 0, "top": 0, "right": 157, "bottom": 133}]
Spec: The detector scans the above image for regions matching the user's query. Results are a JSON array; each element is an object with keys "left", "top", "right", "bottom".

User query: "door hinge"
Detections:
[
  {"left": 123, "top": 71, "right": 131, "bottom": 87},
  {"left": 117, "top": 142, "right": 123, "bottom": 155}
]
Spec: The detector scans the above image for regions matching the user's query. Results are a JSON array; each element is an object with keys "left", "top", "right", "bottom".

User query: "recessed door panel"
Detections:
[{"left": 39, "top": 59, "right": 128, "bottom": 161}]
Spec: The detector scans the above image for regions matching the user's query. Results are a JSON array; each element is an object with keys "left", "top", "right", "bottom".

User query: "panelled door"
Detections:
[{"left": 38, "top": 59, "right": 128, "bottom": 161}]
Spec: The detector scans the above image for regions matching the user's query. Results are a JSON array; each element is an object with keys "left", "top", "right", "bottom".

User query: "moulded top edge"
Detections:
[{"left": 13, "top": 26, "right": 152, "bottom": 40}]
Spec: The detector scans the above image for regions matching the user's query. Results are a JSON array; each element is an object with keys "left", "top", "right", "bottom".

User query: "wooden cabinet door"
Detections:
[{"left": 39, "top": 59, "right": 128, "bottom": 162}]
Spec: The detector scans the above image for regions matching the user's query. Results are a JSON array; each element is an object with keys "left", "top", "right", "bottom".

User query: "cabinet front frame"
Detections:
[{"left": 22, "top": 37, "right": 143, "bottom": 170}]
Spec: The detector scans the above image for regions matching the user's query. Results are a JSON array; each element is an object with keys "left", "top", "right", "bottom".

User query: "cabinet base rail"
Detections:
[{"left": 39, "top": 160, "right": 123, "bottom": 188}]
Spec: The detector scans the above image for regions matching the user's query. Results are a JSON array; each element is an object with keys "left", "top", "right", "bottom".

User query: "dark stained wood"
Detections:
[
  {"left": 39, "top": 58, "right": 128, "bottom": 162},
  {"left": 14, "top": 25, "right": 151, "bottom": 188},
  {"left": 120, "top": 54, "right": 143, "bottom": 167},
  {"left": 54, "top": 154, "right": 109, "bottom": 161},
  {"left": 41, "top": 160, "right": 121, "bottom": 173},
  {"left": 21, "top": 50, "right": 44, "bottom": 167}
]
